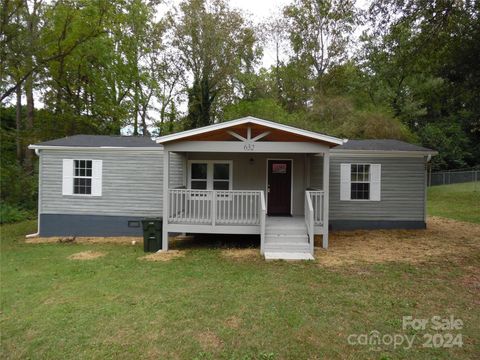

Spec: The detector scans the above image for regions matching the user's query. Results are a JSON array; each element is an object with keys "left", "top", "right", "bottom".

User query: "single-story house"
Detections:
[{"left": 29, "top": 116, "right": 437, "bottom": 260}]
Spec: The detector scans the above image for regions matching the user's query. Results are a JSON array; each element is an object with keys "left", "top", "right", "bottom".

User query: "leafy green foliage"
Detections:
[
  {"left": 223, "top": 98, "right": 303, "bottom": 124},
  {"left": 419, "top": 121, "right": 470, "bottom": 170},
  {"left": 0, "top": 202, "right": 34, "bottom": 224},
  {"left": 174, "top": 0, "right": 262, "bottom": 129}
]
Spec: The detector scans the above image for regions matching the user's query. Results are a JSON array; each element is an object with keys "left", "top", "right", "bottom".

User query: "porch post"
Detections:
[
  {"left": 322, "top": 151, "right": 330, "bottom": 249},
  {"left": 162, "top": 148, "right": 169, "bottom": 251}
]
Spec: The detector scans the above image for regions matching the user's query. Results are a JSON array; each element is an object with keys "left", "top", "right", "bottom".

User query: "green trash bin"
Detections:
[{"left": 141, "top": 218, "right": 163, "bottom": 252}]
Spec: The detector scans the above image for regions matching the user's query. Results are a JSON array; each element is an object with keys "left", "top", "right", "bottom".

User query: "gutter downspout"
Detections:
[{"left": 26, "top": 147, "right": 41, "bottom": 238}]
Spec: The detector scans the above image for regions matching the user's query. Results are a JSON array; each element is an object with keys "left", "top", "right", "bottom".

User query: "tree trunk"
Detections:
[
  {"left": 133, "top": 80, "right": 139, "bottom": 135},
  {"left": 15, "top": 84, "right": 23, "bottom": 163},
  {"left": 23, "top": 1, "right": 36, "bottom": 174},
  {"left": 275, "top": 40, "right": 281, "bottom": 100},
  {"left": 24, "top": 71, "right": 34, "bottom": 174}
]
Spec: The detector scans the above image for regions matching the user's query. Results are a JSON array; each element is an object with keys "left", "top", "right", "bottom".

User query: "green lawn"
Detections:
[
  {"left": 428, "top": 182, "right": 480, "bottom": 224},
  {"left": 1, "top": 220, "right": 479, "bottom": 359}
]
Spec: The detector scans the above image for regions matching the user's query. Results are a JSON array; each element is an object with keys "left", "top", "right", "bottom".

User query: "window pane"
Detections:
[
  {"left": 351, "top": 164, "right": 357, "bottom": 181},
  {"left": 213, "top": 181, "right": 229, "bottom": 190},
  {"left": 86, "top": 160, "right": 92, "bottom": 169},
  {"left": 351, "top": 183, "right": 370, "bottom": 200},
  {"left": 191, "top": 180, "right": 207, "bottom": 189},
  {"left": 213, "top": 163, "right": 229, "bottom": 180},
  {"left": 74, "top": 178, "right": 92, "bottom": 195},
  {"left": 191, "top": 163, "right": 207, "bottom": 179}
]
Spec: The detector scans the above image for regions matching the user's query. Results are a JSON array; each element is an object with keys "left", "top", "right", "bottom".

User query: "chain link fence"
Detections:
[{"left": 428, "top": 168, "right": 479, "bottom": 191}]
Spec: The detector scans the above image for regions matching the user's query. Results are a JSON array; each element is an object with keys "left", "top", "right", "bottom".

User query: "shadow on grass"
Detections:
[{"left": 170, "top": 233, "right": 260, "bottom": 251}]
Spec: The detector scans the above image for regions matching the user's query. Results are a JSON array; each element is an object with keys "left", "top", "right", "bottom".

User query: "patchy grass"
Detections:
[
  {"left": 138, "top": 250, "right": 185, "bottom": 262},
  {"left": 26, "top": 235, "right": 142, "bottom": 245},
  {"left": 68, "top": 251, "right": 107, "bottom": 260},
  {"left": 1, "top": 220, "right": 480, "bottom": 359},
  {"left": 428, "top": 182, "right": 480, "bottom": 224},
  {"left": 315, "top": 216, "right": 480, "bottom": 267}
]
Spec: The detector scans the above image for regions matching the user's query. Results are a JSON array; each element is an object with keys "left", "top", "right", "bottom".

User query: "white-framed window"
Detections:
[
  {"left": 340, "top": 163, "right": 381, "bottom": 201},
  {"left": 74, "top": 160, "right": 92, "bottom": 194},
  {"left": 188, "top": 160, "right": 232, "bottom": 190},
  {"left": 350, "top": 164, "right": 370, "bottom": 200},
  {"left": 62, "top": 159, "right": 102, "bottom": 196}
]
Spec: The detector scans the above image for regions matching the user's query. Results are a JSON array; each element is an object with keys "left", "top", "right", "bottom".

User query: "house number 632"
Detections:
[{"left": 244, "top": 143, "right": 255, "bottom": 151}]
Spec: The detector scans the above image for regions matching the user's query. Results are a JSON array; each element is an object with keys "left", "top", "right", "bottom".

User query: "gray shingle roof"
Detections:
[
  {"left": 33, "top": 135, "right": 162, "bottom": 148},
  {"left": 334, "top": 139, "right": 435, "bottom": 152}
]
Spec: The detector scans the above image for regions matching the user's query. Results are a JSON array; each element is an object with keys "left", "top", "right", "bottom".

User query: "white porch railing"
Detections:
[
  {"left": 307, "top": 190, "right": 325, "bottom": 225},
  {"left": 168, "top": 189, "right": 265, "bottom": 226},
  {"left": 260, "top": 191, "right": 266, "bottom": 254},
  {"left": 305, "top": 190, "right": 325, "bottom": 253},
  {"left": 305, "top": 192, "right": 315, "bottom": 254}
]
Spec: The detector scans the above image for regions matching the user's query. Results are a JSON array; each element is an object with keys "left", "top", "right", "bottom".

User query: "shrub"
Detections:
[{"left": 0, "top": 202, "right": 34, "bottom": 224}]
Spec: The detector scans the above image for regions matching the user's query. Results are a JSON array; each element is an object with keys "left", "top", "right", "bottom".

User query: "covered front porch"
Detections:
[{"left": 157, "top": 117, "right": 343, "bottom": 259}]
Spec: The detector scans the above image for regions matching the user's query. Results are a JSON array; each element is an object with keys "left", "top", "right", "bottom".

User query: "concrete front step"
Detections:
[
  {"left": 264, "top": 240, "right": 311, "bottom": 250},
  {"left": 265, "top": 234, "right": 309, "bottom": 243},
  {"left": 264, "top": 216, "right": 313, "bottom": 260},
  {"left": 264, "top": 246, "right": 311, "bottom": 253},
  {"left": 264, "top": 252, "right": 314, "bottom": 260},
  {"left": 265, "top": 227, "right": 307, "bottom": 235}
]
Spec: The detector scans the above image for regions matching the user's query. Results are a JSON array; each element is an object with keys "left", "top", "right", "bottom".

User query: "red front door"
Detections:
[{"left": 267, "top": 160, "right": 292, "bottom": 215}]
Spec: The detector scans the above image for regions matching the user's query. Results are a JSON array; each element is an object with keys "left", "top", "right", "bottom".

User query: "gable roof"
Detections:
[
  {"left": 333, "top": 139, "right": 437, "bottom": 154},
  {"left": 30, "top": 135, "right": 162, "bottom": 149},
  {"left": 156, "top": 116, "right": 344, "bottom": 146}
]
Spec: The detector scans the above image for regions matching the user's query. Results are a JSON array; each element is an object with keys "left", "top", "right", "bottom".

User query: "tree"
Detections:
[
  {"left": 284, "top": 0, "right": 359, "bottom": 92},
  {"left": 362, "top": 0, "right": 480, "bottom": 168},
  {"left": 172, "top": 0, "right": 261, "bottom": 129}
]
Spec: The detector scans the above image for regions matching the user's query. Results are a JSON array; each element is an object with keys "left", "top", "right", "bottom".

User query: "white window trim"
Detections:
[
  {"left": 187, "top": 160, "right": 233, "bottom": 191},
  {"left": 350, "top": 163, "right": 371, "bottom": 201},
  {"left": 340, "top": 163, "right": 381, "bottom": 201},
  {"left": 62, "top": 159, "right": 102, "bottom": 197},
  {"left": 72, "top": 159, "right": 93, "bottom": 196}
]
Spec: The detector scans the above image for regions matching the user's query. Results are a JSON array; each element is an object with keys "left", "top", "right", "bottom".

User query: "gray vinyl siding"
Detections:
[
  {"left": 186, "top": 152, "right": 307, "bottom": 215},
  {"left": 309, "top": 155, "right": 323, "bottom": 189},
  {"left": 39, "top": 149, "right": 163, "bottom": 217},
  {"left": 169, "top": 152, "right": 186, "bottom": 188},
  {"left": 329, "top": 155, "right": 427, "bottom": 221}
]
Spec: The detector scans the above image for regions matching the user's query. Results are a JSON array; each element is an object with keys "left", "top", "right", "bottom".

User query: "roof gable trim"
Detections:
[{"left": 156, "top": 116, "right": 344, "bottom": 145}]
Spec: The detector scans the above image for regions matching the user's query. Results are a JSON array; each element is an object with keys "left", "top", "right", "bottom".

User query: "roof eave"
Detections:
[
  {"left": 331, "top": 149, "right": 438, "bottom": 156},
  {"left": 28, "top": 145, "right": 164, "bottom": 150}
]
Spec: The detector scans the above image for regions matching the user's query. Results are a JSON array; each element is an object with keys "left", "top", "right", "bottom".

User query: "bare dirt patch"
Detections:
[
  {"left": 138, "top": 250, "right": 185, "bottom": 262},
  {"left": 68, "top": 251, "right": 106, "bottom": 260},
  {"left": 315, "top": 217, "right": 480, "bottom": 267},
  {"left": 196, "top": 330, "right": 223, "bottom": 350},
  {"left": 26, "top": 236, "right": 142, "bottom": 245},
  {"left": 221, "top": 248, "right": 260, "bottom": 261},
  {"left": 224, "top": 316, "right": 242, "bottom": 329}
]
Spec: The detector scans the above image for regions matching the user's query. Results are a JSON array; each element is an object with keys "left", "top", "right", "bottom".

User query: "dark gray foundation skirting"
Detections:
[
  {"left": 39, "top": 214, "right": 149, "bottom": 237},
  {"left": 330, "top": 220, "right": 426, "bottom": 231}
]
